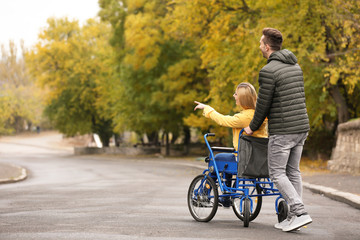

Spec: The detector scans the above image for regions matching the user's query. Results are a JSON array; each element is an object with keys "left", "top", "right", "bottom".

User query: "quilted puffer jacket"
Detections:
[{"left": 249, "top": 49, "right": 310, "bottom": 135}]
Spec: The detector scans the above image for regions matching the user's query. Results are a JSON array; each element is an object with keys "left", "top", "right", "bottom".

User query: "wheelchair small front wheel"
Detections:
[
  {"left": 187, "top": 174, "right": 218, "bottom": 222},
  {"left": 243, "top": 198, "right": 251, "bottom": 227},
  {"left": 232, "top": 184, "right": 262, "bottom": 222}
]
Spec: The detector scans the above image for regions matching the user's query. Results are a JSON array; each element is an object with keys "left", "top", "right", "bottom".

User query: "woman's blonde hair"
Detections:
[{"left": 236, "top": 82, "right": 257, "bottom": 110}]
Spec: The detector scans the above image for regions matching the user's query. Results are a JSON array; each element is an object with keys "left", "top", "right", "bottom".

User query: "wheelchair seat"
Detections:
[{"left": 208, "top": 152, "right": 238, "bottom": 175}]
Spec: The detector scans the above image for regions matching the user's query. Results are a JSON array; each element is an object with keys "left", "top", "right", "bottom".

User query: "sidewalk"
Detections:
[
  {"left": 302, "top": 172, "right": 360, "bottom": 210},
  {"left": 0, "top": 162, "right": 27, "bottom": 184}
]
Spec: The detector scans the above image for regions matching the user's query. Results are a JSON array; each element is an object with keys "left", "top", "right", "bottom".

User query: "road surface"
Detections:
[{"left": 0, "top": 133, "right": 359, "bottom": 239}]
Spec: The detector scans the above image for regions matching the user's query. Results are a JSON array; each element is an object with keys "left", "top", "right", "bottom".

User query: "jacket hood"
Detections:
[{"left": 268, "top": 49, "right": 297, "bottom": 65}]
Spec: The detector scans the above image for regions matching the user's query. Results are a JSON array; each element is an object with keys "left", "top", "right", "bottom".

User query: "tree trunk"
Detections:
[
  {"left": 114, "top": 133, "right": 121, "bottom": 147},
  {"left": 329, "top": 83, "right": 350, "bottom": 124},
  {"left": 92, "top": 117, "right": 113, "bottom": 147},
  {"left": 165, "top": 132, "right": 170, "bottom": 156},
  {"left": 183, "top": 126, "right": 190, "bottom": 155},
  {"left": 98, "top": 131, "right": 112, "bottom": 147},
  {"left": 147, "top": 131, "right": 159, "bottom": 146},
  {"left": 14, "top": 116, "right": 23, "bottom": 133}
]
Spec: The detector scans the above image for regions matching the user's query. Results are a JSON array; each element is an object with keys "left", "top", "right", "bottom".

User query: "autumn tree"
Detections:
[
  {"left": 99, "top": 0, "right": 210, "bottom": 153},
  {"left": 0, "top": 41, "right": 44, "bottom": 134},
  {"left": 26, "top": 18, "right": 116, "bottom": 146},
  {"left": 167, "top": 0, "right": 266, "bottom": 144},
  {"left": 99, "top": 0, "right": 360, "bottom": 154},
  {"left": 166, "top": 0, "right": 360, "bottom": 157}
]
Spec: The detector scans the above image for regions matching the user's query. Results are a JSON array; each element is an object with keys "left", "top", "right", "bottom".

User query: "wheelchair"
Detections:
[{"left": 187, "top": 129, "right": 289, "bottom": 227}]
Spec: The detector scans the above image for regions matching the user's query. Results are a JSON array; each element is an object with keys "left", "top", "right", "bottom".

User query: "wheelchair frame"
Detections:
[{"left": 187, "top": 129, "right": 289, "bottom": 227}]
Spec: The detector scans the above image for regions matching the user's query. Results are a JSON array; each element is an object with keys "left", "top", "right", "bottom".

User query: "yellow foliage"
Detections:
[
  {"left": 0, "top": 40, "right": 44, "bottom": 133},
  {"left": 127, "top": 0, "right": 147, "bottom": 12},
  {"left": 123, "top": 2, "right": 166, "bottom": 71}
]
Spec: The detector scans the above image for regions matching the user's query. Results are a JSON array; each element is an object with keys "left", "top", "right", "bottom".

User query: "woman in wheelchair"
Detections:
[{"left": 194, "top": 82, "right": 268, "bottom": 207}]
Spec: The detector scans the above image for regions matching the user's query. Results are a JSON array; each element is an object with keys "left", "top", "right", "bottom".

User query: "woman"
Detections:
[{"left": 194, "top": 82, "right": 268, "bottom": 207}]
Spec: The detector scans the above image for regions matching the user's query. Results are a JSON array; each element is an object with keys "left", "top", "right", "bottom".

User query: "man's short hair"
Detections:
[{"left": 262, "top": 28, "right": 283, "bottom": 51}]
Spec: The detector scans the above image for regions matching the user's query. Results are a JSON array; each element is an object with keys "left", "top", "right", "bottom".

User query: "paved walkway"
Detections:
[
  {"left": 302, "top": 172, "right": 360, "bottom": 210},
  {"left": 303, "top": 172, "right": 360, "bottom": 195},
  {"left": 0, "top": 162, "right": 27, "bottom": 183}
]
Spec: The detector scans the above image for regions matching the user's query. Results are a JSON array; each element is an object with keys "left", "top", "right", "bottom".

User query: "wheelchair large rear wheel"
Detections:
[
  {"left": 232, "top": 183, "right": 262, "bottom": 222},
  {"left": 187, "top": 174, "right": 218, "bottom": 222},
  {"left": 277, "top": 200, "right": 289, "bottom": 223}
]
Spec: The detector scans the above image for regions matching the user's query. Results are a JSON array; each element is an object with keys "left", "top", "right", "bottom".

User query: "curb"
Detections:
[
  {"left": 183, "top": 161, "right": 360, "bottom": 210},
  {"left": 303, "top": 182, "right": 360, "bottom": 210},
  {"left": 0, "top": 165, "right": 28, "bottom": 184}
]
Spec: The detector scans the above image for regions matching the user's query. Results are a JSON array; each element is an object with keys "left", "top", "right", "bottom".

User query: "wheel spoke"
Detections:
[{"left": 188, "top": 175, "right": 218, "bottom": 222}]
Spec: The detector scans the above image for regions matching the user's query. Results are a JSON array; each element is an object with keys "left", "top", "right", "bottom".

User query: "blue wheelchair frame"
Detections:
[{"left": 189, "top": 129, "right": 287, "bottom": 226}]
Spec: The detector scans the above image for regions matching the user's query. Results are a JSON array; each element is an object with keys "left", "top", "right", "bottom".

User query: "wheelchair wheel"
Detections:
[
  {"left": 277, "top": 200, "right": 289, "bottom": 223},
  {"left": 243, "top": 198, "right": 250, "bottom": 227},
  {"left": 232, "top": 184, "right": 262, "bottom": 222},
  {"left": 187, "top": 174, "right": 218, "bottom": 222}
]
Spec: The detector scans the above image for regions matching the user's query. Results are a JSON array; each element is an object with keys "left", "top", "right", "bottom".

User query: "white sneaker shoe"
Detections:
[
  {"left": 274, "top": 219, "right": 290, "bottom": 230},
  {"left": 282, "top": 214, "right": 312, "bottom": 232}
]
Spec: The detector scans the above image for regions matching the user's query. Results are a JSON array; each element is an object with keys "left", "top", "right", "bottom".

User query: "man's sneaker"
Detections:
[
  {"left": 282, "top": 214, "right": 312, "bottom": 232},
  {"left": 274, "top": 219, "right": 290, "bottom": 230},
  {"left": 275, "top": 219, "right": 301, "bottom": 231}
]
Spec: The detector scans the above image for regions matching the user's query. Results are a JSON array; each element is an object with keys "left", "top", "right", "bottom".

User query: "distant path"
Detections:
[{"left": 0, "top": 131, "right": 73, "bottom": 155}]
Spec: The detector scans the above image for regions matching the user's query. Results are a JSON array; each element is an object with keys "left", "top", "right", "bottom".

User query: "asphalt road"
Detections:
[{"left": 0, "top": 133, "right": 359, "bottom": 240}]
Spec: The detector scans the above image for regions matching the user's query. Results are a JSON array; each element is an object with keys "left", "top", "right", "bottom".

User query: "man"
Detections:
[{"left": 244, "top": 28, "right": 312, "bottom": 232}]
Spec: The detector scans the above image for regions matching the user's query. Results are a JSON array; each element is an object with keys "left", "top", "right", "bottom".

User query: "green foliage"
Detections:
[{"left": 26, "top": 18, "right": 115, "bottom": 146}]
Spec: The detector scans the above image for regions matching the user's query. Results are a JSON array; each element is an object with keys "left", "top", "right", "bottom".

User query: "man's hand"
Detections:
[
  {"left": 244, "top": 126, "right": 253, "bottom": 135},
  {"left": 194, "top": 101, "right": 206, "bottom": 111}
]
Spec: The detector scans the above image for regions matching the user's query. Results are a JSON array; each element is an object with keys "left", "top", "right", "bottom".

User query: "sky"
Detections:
[{"left": 0, "top": 0, "right": 100, "bottom": 50}]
